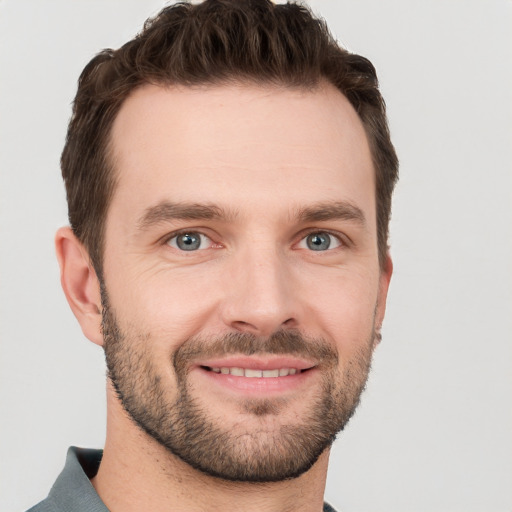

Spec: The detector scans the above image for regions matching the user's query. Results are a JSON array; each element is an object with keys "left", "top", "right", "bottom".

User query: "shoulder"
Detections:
[
  {"left": 25, "top": 498, "right": 57, "bottom": 512},
  {"left": 24, "top": 447, "right": 106, "bottom": 512}
]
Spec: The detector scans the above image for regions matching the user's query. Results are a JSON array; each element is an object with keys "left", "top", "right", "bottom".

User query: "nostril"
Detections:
[
  {"left": 232, "top": 320, "right": 257, "bottom": 332},
  {"left": 230, "top": 318, "right": 297, "bottom": 335}
]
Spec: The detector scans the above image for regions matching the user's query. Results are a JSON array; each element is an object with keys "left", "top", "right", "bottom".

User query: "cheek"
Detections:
[
  {"left": 305, "top": 269, "right": 379, "bottom": 354},
  {"left": 108, "top": 264, "right": 223, "bottom": 345}
]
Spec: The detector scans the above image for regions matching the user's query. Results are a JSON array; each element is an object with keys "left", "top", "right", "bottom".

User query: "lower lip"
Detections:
[{"left": 193, "top": 367, "right": 316, "bottom": 396}]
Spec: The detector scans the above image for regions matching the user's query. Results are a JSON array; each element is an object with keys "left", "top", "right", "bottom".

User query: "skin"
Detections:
[{"left": 56, "top": 82, "right": 392, "bottom": 512}]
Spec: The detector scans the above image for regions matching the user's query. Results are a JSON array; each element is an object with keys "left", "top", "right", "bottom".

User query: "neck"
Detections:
[{"left": 92, "top": 386, "right": 330, "bottom": 512}]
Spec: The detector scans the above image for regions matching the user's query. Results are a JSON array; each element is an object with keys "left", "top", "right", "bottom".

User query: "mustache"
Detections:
[{"left": 173, "top": 330, "right": 338, "bottom": 372}]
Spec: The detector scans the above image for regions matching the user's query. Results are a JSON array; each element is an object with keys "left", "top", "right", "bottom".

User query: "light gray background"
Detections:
[{"left": 1, "top": 1, "right": 511, "bottom": 511}]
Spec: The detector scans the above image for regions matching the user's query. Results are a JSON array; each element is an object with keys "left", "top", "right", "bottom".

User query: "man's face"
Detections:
[{"left": 100, "top": 83, "right": 391, "bottom": 481}]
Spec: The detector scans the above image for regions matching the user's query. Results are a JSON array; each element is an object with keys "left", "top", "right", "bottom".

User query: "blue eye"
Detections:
[
  {"left": 299, "top": 232, "right": 342, "bottom": 251},
  {"left": 168, "top": 232, "right": 211, "bottom": 251}
]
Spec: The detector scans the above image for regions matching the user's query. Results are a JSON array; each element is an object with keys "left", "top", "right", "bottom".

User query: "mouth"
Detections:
[
  {"left": 192, "top": 357, "right": 317, "bottom": 396},
  {"left": 202, "top": 366, "right": 309, "bottom": 377}
]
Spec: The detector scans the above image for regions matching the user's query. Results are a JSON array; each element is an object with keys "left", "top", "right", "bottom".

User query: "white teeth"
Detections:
[
  {"left": 244, "top": 369, "right": 263, "bottom": 378},
  {"left": 210, "top": 367, "right": 300, "bottom": 377}
]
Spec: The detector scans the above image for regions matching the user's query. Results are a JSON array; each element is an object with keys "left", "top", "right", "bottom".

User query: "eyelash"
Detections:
[
  {"left": 164, "top": 230, "right": 217, "bottom": 251},
  {"left": 163, "top": 228, "right": 349, "bottom": 253},
  {"left": 297, "top": 229, "right": 346, "bottom": 250}
]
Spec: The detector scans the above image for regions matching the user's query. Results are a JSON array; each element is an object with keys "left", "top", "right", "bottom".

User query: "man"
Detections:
[{"left": 29, "top": 0, "right": 398, "bottom": 510}]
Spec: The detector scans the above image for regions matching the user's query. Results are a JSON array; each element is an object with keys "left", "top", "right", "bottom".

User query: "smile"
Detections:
[
  {"left": 195, "top": 359, "right": 317, "bottom": 395},
  {"left": 205, "top": 367, "right": 302, "bottom": 377}
]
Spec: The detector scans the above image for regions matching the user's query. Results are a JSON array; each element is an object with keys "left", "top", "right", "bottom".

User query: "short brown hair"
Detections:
[{"left": 62, "top": 0, "right": 398, "bottom": 276}]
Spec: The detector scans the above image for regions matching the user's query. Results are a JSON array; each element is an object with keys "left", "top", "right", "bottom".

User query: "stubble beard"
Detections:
[{"left": 101, "top": 291, "right": 377, "bottom": 482}]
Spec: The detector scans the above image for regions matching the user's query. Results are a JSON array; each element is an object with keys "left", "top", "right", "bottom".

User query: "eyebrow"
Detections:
[
  {"left": 296, "top": 200, "right": 366, "bottom": 226},
  {"left": 137, "top": 201, "right": 238, "bottom": 230},
  {"left": 137, "top": 199, "right": 366, "bottom": 231}
]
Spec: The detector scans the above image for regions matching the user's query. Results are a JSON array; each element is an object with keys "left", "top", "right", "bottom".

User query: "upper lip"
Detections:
[{"left": 196, "top": 356, "right": 316, "bottom": 371}]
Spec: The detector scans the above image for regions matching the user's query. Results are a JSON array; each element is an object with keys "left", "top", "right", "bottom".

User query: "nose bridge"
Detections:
[{"left": 221, "top": 239, "right": 298, "bottom": 335}]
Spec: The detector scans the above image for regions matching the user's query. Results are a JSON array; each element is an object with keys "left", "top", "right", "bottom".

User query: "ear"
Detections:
[
  {"left": 374, "top": 252, "right": 393, "bottom": 345},
  {"left": 55, "top": 226, "right": 104, "bottom": 346}
]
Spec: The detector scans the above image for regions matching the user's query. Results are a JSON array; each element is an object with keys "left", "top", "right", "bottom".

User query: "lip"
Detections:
[
  {"left": 196, "top": 355, "right": 316, "bottom": 371},
  {"left": 191, "top": 356, "right": 318, "bottom": 396}
]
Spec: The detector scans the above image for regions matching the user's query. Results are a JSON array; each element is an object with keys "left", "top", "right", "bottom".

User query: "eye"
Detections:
[
  {"left": 298, "top": 232, "right": 342, "bottom": 251},
  {"left": 167, "top": 232, "right": 212, "bottom": 251}
]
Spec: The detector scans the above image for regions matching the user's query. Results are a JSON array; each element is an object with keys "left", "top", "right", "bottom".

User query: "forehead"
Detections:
[{"left": 108, "top": 82, "right": 375, "bottom": 225}]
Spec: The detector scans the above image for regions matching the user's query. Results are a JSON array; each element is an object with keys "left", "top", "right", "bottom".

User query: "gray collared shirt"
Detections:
[
  {"left": 27, "top": 446, "right": 338, "bottom": 512},
  {"left": 27, "top": 447, "right": 107, "bottom": 512}
]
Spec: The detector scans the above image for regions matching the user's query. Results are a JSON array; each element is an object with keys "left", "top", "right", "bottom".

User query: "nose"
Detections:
[{"left": 219, "top": 245, "right": 300, "bottom": 337}]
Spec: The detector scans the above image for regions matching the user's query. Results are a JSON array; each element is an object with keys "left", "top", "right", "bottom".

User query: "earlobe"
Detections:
[
  {"left": 55, "top": 226, "right": 104, "bottom": 346},
  {"left": 375, "top": 253, "right": 393, "bottom": 345}
]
